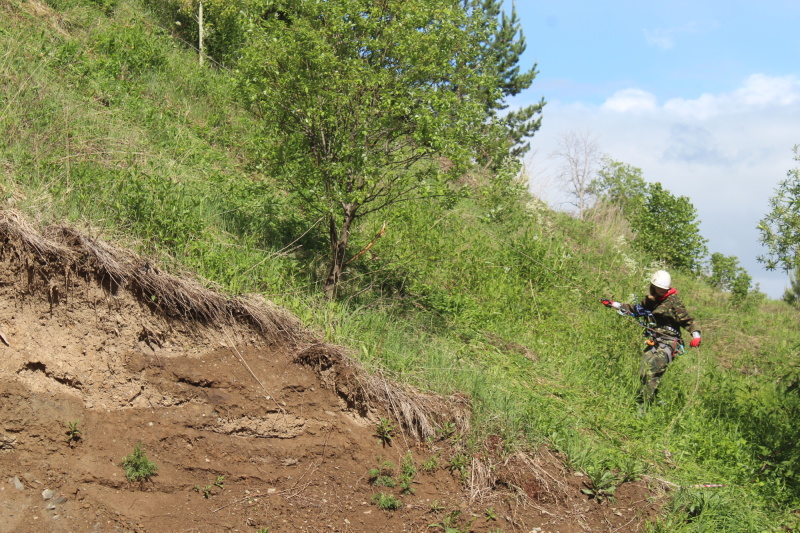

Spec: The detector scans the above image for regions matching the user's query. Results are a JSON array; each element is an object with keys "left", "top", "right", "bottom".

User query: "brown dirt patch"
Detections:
[{"left": 0, "top": 213, "right": 664, "bottom": 532}]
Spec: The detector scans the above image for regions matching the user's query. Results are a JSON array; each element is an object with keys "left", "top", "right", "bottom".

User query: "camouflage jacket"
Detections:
[{"left": 620, "top": 288, "right": 699, "bottom": 342}]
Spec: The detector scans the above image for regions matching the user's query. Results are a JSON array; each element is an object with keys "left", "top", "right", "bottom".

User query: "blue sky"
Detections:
[{"left": 503, "top": 0, "right": 800, "bottom": 298}]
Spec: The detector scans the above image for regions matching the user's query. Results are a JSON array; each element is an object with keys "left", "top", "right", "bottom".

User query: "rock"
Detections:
[
  {"left": 42, "top": 489, "right": 55, "bottom": 500},
  {"left": 12, "top": 476, "right": 24, "bottom": 490}
]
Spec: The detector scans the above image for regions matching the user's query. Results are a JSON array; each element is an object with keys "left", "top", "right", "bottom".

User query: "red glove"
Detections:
[
  {"left": 601, "top": 299, "right": 621, "bottom": 310},
  {"left": 689, "top": 333, "right": 701, "bottom": 348}
]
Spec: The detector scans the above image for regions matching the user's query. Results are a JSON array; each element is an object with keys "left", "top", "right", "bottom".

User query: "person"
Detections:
[{"left": 601, "top": 270, "right": 701, "bottom": 405}]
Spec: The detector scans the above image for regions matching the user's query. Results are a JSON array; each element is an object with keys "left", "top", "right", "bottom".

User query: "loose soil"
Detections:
[{"left": 0, "top": 214, "right": 664, "bottom": 532}]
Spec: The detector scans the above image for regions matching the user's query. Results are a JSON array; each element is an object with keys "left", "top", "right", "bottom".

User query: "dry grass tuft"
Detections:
[
  {"left": 294, "top": 342, "right": 470, "bottom": 441},
  {"left": 0, "top": 210, "right": 304, "bottom": 343},
  {"left": 489, "top": 449, "right": 569, "bottom": 506},
  {"left": 0, "top": 210, "right": 74, "bottom": 262}
]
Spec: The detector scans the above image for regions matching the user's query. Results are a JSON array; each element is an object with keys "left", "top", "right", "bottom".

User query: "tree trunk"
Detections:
[
  {"left": 323, "top": 205, "right": 357, "bottom": 299},
  {"left": 198, "top": 1, "right": 204, "bottom": 66}
]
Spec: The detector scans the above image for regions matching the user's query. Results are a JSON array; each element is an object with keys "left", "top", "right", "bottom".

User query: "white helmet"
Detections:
[{"left": 651, "top": 270, "right": 671, "bottom": 290}]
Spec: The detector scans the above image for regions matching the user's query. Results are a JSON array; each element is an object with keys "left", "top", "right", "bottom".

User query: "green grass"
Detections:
[{"left": 4, "top": 1, "right": 800, "bottom": 530}]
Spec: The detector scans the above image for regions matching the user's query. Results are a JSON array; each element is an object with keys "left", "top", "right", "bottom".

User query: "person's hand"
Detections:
[
  {"left": 600, "top": 299, "right": 621, "bottom": 310},
  {"left": 690, "top": 332, "right": 701, "bottom": 348}
]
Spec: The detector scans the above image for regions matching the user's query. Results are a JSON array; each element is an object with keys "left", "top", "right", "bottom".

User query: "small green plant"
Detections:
[
  {"left": 374, "top": 418, "right": 395, "bottom": 446},
  {"left": 121, "top": 441, "right": 158, "bottom": 482},
  {"left": 616, "top": 455, "right": 645, "bottom": 482},
  {"left": 436, "top": 421, "right": 457, "bottom": 440},
  {"left": 448, "top": 452, "right": 470, "bottom": 484},
  {"left": 448, "top": 453, "right": 469, "bottom": 472},
  {"left": 421, "top": 454, "right": 440, "bottom": 473},
  {"left": 401, "top": 451, "right": 417, "bottom": 477},
  {"left": 370, "top": 492, "right": 402, "bottom": 511},
  {"left": 430, "top": 499, "right": 445, "bottom": 513},
  {"left": 398, "top": 451, "right": 417, "bottom": 493},
  {"left": 581, "top": 467, "right": 618, "bottom": 503},
  {"left": 256, "top": 529, "right": 270, "bottom": 533},
  {"left": 398, "top": 475, "right": 415, "bottom": 495},
  {"left": 194, "top": 484, "right": 212, "bottom": 498},
  {"left": 670, "top": 487, "right": 723, "bottom": 519},
  {"left": 64, "top": 420, "right": 81, "bottom": 446},
  {"left": 193, "top": 476, "right": 225, "bottom": 498},
  {"left": 428, "top": 509, "right": 476, "bottom": 532},
  {"left": 484, "top": 506, "right": 497, "bottom": 521},
  {"left": 368, "top": 458, "right": 396, "bottom": 487},
  {"left": 370, "top": 473, "right": 396, "bottom": 487}
]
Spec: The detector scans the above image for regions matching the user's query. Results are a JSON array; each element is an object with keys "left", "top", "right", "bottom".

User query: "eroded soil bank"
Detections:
[{"left": 0, "top": 213, "right": 662, "bottom": 532}]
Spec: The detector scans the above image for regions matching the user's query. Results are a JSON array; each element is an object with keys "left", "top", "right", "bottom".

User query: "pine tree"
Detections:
[{"left": 466, "top": 0, "right": 545, "bottom": 159}]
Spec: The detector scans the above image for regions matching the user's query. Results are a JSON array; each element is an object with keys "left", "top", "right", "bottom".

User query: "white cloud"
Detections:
[
  {"left": 602, "top": 88, "right": 658, "bottom": 112},
  {"left": 643, "top": 21, "right": 719, "bottom": 51},
  {"left": 523, "top": 74, "right": 800, "bottom": 298},
  {"left": 735, "top": 74, "right": 800, "bottom": 106},
  {"left": 664, "top": 74, "right": 800, "bottom": 119},
  {"left": 643, "top": 28, "right": 677, "bottom": 50}
]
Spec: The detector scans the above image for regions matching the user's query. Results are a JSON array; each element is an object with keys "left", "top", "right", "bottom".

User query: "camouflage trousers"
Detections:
[{"left": 638, "top": 342, "right": 674, "bottom": 403}]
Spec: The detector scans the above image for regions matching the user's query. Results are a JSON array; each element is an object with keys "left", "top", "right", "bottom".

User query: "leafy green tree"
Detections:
[
  {"left": 783, "top": 262, "right": 800, "bottom": 308},
  {"left": 731, "top": 270, "right": 753, "bottom": 302},
  {"left": 709, "top": 252, "right": 745, "bottom": 291},
  {"left": 631, "top": 182, "right": 708, "bottom": 272},
  {"left": 237, "top": 0, "right": 507, "bottom": 297},
  {"left": 464, "top": 0, "right": 545, "bottom": 159},
  {"left": 588, "top": 157, "right": 648, "bottom": 218},
  {"left": 709, "top": 252, "right": 752, "bottom": 302},
  {"left": 758, "top": 146, "right": 800, "bottom": 272}
]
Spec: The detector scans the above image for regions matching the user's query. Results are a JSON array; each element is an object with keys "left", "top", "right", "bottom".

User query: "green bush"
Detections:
[
  {"left": 370, "top": 492, "right": 401, "bottom": 511},
  {"left": 121, "top": 442, "right": 158, "bottom": 482}
]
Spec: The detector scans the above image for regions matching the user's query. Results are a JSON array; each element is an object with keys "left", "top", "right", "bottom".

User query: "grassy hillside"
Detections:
[{"left": 3, "top": 1, "right": 800, "bottom": 530}]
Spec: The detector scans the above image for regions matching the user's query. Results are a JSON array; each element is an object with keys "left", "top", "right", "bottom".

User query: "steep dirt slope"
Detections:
[{"left": 0, "top": 212, "right": 661, "bottom": 532}]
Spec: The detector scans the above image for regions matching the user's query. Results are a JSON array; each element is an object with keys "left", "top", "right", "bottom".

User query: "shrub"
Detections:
[
  {"left": 370, "top": 492, "right": 401, "bottom": 511},
  {"left": 121, "top": 442, "right": 158, "bottom": 482}
]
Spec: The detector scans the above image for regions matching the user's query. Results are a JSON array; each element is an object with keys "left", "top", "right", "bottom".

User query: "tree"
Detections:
[
  {"left": 783, "top": 262, "right": 800, "bottom": 308},
  {"left": 237, "top": 0, "right": 507, "bottom": 297},
  {"left": 758, "top": 145, "right": 800, "bottom": 272},
  {"left": 588, "top": 157, "right": 648, "bottom": 218},
  {"left": 464, "top": 0, "right": 545, "bottom": 159},
  {"left": 631, "top": 182, "right": 708, "bottom": 272},
  {"left": 552, "top": 130, "right": 601, "bottom": 219},
  {"left": 709, "top": 253, "right": 746, "bottom": 291},
  {"left": 709, "top": 252, "right": 752, "bottom": 302}
]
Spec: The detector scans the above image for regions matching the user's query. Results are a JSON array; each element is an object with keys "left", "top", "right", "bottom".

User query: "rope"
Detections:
[
  {"left": 648, "top": 476, "right": 726, "bottom": 490},
  {"left": 662, "top": 344, "right": 703, "bottom": 450}
]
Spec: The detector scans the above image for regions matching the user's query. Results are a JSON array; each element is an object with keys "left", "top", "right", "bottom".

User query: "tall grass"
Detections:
[{"left": 3, "top": 1, "right": 800, "bottom": 530}]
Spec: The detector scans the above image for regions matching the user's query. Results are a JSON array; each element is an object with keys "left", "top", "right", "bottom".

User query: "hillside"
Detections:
[
  {"left": 3, "top": 1, "right": 800, "bottom": 532},
  {"left": 0, "top": 212, "right": 661, "bottom": 532}
]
